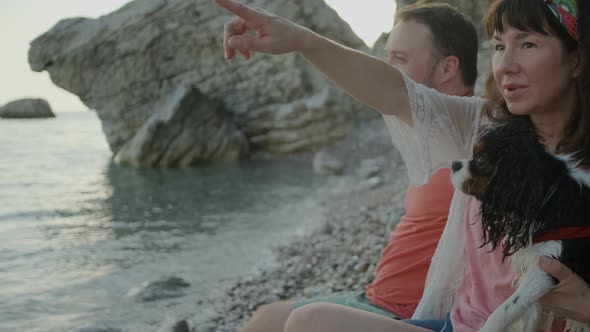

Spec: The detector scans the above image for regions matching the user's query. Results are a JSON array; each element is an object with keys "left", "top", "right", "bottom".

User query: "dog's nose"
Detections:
[{"left": 452, "top": 161, "right": 463, "bottom": 173}]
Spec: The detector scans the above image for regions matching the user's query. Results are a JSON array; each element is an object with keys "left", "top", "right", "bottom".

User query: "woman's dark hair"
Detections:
[{"left": 483, "top": 0, "right": 590, "bottom": 165}]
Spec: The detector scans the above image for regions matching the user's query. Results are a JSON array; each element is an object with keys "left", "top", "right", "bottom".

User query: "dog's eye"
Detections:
[{"left": 474, "top": 155, "right": 489, "bottom": 169}]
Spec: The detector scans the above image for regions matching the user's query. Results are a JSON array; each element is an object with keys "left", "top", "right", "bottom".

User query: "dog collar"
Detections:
[{"left": 533, "top": 226, "right": 590, "bottom": 243}]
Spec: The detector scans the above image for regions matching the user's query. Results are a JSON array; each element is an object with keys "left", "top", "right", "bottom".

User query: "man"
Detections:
[{"left": 238, "top": 3, "right": 478, "bottom": 331}]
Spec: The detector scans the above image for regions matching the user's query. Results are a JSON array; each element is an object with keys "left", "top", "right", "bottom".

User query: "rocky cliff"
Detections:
[{"left": 29, "top": 0, "right": 369, "bottom": 167}]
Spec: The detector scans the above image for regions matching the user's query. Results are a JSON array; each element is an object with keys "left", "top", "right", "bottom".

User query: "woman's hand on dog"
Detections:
[
  {"left": 538, "top": 256, "right": 590, "bottom": 324},
  {"left": 214, "top": 0, "right": 313, "bottom": 60}
]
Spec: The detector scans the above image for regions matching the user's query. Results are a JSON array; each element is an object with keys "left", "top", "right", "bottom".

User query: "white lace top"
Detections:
[{"left": 382, "top": 71, "right": 487, "bottom": 319}]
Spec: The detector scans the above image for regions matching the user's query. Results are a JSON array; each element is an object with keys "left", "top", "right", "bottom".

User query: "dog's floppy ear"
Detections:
[
  {"left": 479, "top": 120, "right": 551, "bottom": 255},
  {"left": 479, "top": 145, "right": 548, "bottom": 255}
]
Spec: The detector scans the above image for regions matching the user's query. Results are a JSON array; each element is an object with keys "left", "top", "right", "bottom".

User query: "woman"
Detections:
[{"left": 214, "top": 0, "right": 590, "bottom": 330}]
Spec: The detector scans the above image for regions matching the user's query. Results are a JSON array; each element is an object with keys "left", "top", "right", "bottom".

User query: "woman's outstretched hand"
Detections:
[
  {"left": 214, "top": 0, "right": 311, "bottom": 60},
  {"left": 538, "top": 256, "right": 590, "bottom": 324}
]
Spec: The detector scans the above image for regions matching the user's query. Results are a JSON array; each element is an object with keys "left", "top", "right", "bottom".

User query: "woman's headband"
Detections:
[{"left": 545, "top": 0, "right": 579, "bottom": 40}]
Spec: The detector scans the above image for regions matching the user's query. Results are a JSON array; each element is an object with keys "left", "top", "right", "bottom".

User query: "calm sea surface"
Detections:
[{"left": 0, "top": 112, "right": 330, "bottom": 331}]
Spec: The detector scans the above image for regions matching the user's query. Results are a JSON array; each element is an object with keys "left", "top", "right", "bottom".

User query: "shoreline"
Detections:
[{"left": 185, "top": 118, "right": 410, "bottom": 332}]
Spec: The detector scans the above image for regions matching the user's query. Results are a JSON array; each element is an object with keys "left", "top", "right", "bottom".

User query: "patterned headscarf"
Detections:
[{"left": 545, "top": 0, "right": 579, "bottom": 40}]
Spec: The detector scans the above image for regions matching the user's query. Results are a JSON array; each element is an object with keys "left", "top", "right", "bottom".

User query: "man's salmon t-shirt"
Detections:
[{"left": 365, "top": 168, "right": 454, "bottom": 318}]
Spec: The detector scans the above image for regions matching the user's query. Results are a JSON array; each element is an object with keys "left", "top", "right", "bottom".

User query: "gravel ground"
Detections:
[{"left": 182, "top": 118, "right": 411, "bottom": 332}]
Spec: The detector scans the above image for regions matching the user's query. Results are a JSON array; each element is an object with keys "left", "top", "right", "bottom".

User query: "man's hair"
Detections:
[{"left": 395, "top": 2, "right": 479, "bottom": 87}]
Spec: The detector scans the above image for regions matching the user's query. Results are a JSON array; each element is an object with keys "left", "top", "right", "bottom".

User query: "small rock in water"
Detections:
[
  {"left": 0, "top": 98, "right": 55, "bottom": 119},
  {"left": 126, "top": 277, "right": 191, "bottom": 302}
]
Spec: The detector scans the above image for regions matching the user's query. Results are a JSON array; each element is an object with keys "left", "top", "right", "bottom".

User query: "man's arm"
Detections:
[{"left": 299, "top": 32, "right": 411, "bottom": 122}]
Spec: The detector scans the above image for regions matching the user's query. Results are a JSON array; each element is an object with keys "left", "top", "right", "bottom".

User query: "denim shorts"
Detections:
[{"left": 402, "top": 313, "right": 453, "bottom": 332}]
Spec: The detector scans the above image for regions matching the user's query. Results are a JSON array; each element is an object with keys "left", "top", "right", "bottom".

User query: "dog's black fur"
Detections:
[{"left": 472, "top": 118, "right": 590, "bottom": 284}]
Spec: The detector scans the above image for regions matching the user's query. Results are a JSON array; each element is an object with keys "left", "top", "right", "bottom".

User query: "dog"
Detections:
[{"left": 450, "top": 118, "right": 590, "bottom": 332}]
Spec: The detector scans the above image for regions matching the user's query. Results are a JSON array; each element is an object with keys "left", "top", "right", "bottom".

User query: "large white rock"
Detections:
[
  {"left": 28, "top": 0, "right": 371, "bottom": 166},
  {"left": 113, "top": 84, "right": 249, "bottom": 166}
]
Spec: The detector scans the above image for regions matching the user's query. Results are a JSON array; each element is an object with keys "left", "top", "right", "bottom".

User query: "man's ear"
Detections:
[{"left": 436, "top": 55, "right": 460, "bottom": 84}]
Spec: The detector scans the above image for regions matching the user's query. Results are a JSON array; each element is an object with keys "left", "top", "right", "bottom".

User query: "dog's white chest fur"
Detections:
[
  {"left": 510, "top": 241, "right": 562, "bottom": 282},
  {"left": 479, "top": 240, "right": 590, "bottom": 332}
]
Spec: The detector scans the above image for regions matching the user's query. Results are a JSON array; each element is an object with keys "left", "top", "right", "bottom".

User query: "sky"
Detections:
[{"left": 0, "top": 0, "right": 395, "bottom": 112}]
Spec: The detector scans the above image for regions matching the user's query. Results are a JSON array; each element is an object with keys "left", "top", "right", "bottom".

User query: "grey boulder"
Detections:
[
  {"left": 28, "top": 0, "right": 369, "bottom": 166},
  {"left": 0, "top": 98, "right": 55, "bottom": 119}
]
